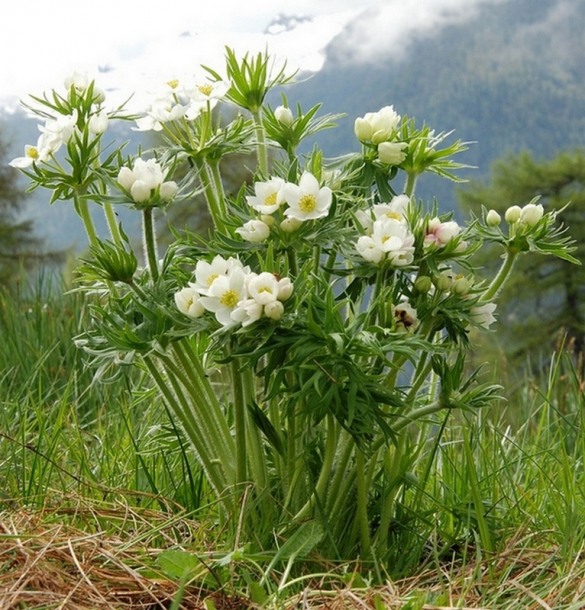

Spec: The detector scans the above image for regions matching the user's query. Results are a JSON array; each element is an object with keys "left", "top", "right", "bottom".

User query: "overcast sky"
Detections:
[{"left": 0, "top": 0, "right": 506, "bottom": 112}]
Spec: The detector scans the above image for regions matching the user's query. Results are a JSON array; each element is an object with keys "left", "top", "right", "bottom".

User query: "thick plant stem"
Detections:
[
  {"left": 252, "top": 110, "right": 269, "bottom": 177},
  {"left": 158, "top": 352, "right": 235, "bottom": 483},
  {"left": 355, "top": 449, "right": 372, "bottom": 557},
  {"left": 143, "top": 356, "right": 232, "bottom": 513},
  {"left": 74, "top": 194, "right": 99, "bottom": 248},
  {"left": 232, "top": 360, "right": 248, "bottom": 491},
  {"left": 103, "top": 201, "right": 123, "bottom": 245},
  {"left": 196, "top": 159, "right": 228, "bottom": 233},
  {"left": 481, "top": 248, "right": 518, "bottom": 303},
  {"left": 142, "top": 208, "right": 159, "bottom": 282},
  {"left": 404, "top": 172, "right": 418, "bottom": 198}
]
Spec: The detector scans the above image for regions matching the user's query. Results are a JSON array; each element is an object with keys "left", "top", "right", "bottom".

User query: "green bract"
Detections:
[{"left": 11, "top": 47, "right": 577, "bottom": 570}]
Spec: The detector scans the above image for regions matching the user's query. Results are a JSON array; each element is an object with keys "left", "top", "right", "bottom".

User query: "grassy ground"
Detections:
[{"left": 1, "top": 277, "right": 584, "bottom": 609}]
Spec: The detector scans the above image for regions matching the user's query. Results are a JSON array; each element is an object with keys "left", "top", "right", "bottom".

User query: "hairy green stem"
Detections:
[
  {"left": 142, "top": 208, "right": 159, "bottom": 282},
  {"left": 195, "top": 159, "right": 228, "bottom": 233},
  {"left": 231, "top": 359, "right": 248, "bottom": 490},
  {"left": 143, "top": 356, "right": 231, "bottom": 512},
  {"left": 252, "top": 110, "right": 269, "bottom": 177},
  {"left": 404, "top": 172, "right": 418, "bottom": 198},
  {"left": 103, "top": 201, "right": 123, "bottom": 245},
  {"left": 481, "top": 248, "right": 518, "bottom": 303},
  {"left": 74, "top": 193, "right": 99, "bottom": 247},
  {"left": 355, "top": 449, "right": 372, "bottom": 556}
]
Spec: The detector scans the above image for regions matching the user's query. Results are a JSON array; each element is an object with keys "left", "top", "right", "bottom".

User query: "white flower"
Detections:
[
  {"left": 135, "top": 94, "right": 187, "bottom": 131},
  {"left": 38, "top": 110, "right": 78, "bottom": 153},
  {"left": 354, "top": 105, "right": 401, "bottom": 144},
  {"left": 230, "top": 298, "right": 263, "bottom": 327},
  {"left": 199, "top": 265, "right": 248, "bottom": 326},
  {"left": 280, "top": 217, "right": 302, "bottom": 233},
  {"left": 174, "top": 285, "right": 205, "bottom": 319},
  {"left": 520, "top": 202, "right": 544, "bottom": 227},
  {"left": 277, "top": 277, "right": 294, "bottom": 301},
  {"left": 88, "top": 109, "right": 109, "bottom": 135},
  {"left": 159, "top": 181, "right": 179, "bottom": 202},
  {"left": 274, "top": 105, "right": 294, "bottom": 125},
  {"left": 185, "top": 80, "right": 230, "bottom": 119},
  {"left": 64, "top": 71, "right": 89, "bottom": 93},
  {"left": 471, "top": 303, "right": 497, "bottom": 329},
  {"left": 373, "top": 195, "right": 411, "bottom": 223},
  {"left": 117, "top": 158, "right": 169, "bottom": 204},
  {"left": 236, "top": 219, "right": 270, "bottom": 243},
  {"left": 377, "top": 141, "right": 407, "bottom": 165},
  {"left": 282, "top": 172, "right": 333, "bottom": 222},
  {"left": 246, "top": 272, "right": 280, "bottom": 305},
  {"left": 9, "top": 133, "right": 55, "bottom": 168},
  {"left": 359, "top": 218, "right": 415, "bottom": 266},
  {"left": 356, "top": 235, "right": 384, "bottom": 263},
  {"left": 424, "top": 217, "right": 461, "bottom": 248},
  {"left": 246, "top": 177, "right": 286, "bottom": 214},
  {"left": 193, "top": 255, "right": 233, "bottom": 294}
]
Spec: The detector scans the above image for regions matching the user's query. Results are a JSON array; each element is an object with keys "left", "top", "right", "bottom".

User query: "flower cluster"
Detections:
[
  {"left": 355, "top": 195, "right": 415, "bottom": 265},
  {"left": 117, "top": 158, "right": 178, "bottom": 206},
  {"left": 174, "top": 255, "right": 293, "bottom": 327},
  {"left": 236, "top": 171, "right": 333, "bottom": 242},
  {"left": 10, "top": 73, "right": 108, "bottom": 169},
  {"left": 354, "top": 105, "right": 408, "bottom": 166},
  {"left": 134, "top": 78, "right": 230, "bottom": 132}
]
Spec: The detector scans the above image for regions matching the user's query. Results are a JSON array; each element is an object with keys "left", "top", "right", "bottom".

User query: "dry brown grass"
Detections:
[{"left": 1, "top": 499, "right": 584, "bottom": 610}]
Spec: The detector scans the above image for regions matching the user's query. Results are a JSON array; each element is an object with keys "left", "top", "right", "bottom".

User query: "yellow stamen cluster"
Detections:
[
  {"left": 220, "top": 290, "right": 239, "bottom": 308},
  {"left": 298, "top": 194, "right": 317, "bottom": 213},
  {"left": 198, "top": 84, "right": 214, "bottom": 97}
]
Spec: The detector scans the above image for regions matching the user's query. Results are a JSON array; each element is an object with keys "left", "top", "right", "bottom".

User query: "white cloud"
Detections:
[
  {"left": 328, "top": 0, "right": 510, "bottom": 64},
  {"left": 0, "top": 0, "right": 508, "bottom": 112},
  {"left": 0, "top": 0, "right": 366, "bottom": 109}
]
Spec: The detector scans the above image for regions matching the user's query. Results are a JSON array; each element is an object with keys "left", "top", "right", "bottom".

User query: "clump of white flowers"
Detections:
[
  {"left": 175, "top": 255, "right": 293, "bottom": 327},
  {"left": 117, "top": 158, "right": 178, "bottom": 205}
]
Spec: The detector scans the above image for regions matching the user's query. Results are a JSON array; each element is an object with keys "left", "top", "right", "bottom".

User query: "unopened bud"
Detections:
[
  {"left": 505, "top": 205, "right": 521, "bottom": 224},
  {"left": 486, "top": 209, "right": 501, "bottom": 227},
  {"left": 274, "top": 105, "right": 294, "bottom": 126}
]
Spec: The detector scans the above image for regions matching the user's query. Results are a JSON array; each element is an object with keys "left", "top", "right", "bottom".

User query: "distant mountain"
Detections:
[{"left": 283, "top": 0, "right": 585, "bottom": 207}]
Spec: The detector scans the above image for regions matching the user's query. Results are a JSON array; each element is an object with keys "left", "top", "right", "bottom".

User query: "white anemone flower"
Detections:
[
  {"left": 88, "top": 109, "right": 109, "bottom": 135},
  {"left": 235, "top": 219, "right": 270, "bottom": 243},
  {"left": 246, "top": 177, "right": 286, "bottom": 214},
  {"left": 373, "top": 194, "right": 411, "bottom": 223},
  {"left": 264, "top": 300, "right": 285, "bottom": 321},
  {"left": 370, "top": 218, "right": 415, "bottom": 266},
  {"left": 39, "top": 110, "right": 78, "bottom": 145},
  {"left": 9, "top": 132, "right": 56, "bottom": 168},
  {"left": 471, "top": 302, "right": 497, "bottom": 329},
  {"left": 117, "top": 158, "right": 174, "bottom": 204},
  {"left": 199, "top": 266, "right": 248, "bottom": 326},
  {"left": 282, "top": 172, "right": 333, "bottom": 222},
  {"left": 356, "top": 235, "right": 384, "bottom": 263},
  {"left": 247, "top": 272, "right": 280, "bottom": 305},
  {"left": 174, "top": 285, "right": 205, "bottom": 319},
  {"left": 193, "top": 255, "right": 232, "bottom": 294},
  {"left": 354, "top": 105, "right": 401, "bottom": 144},
  {"left": 424, "top": 217, "right": 461, "bottom": 248},
  {"left": 230, "top": 298, "right": 263, "bottom": 327},
  {"left": 135, "top": 94, "right": 187, "bottom": 131}
]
